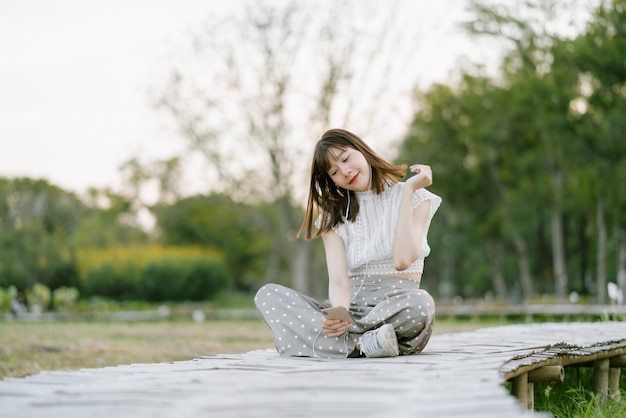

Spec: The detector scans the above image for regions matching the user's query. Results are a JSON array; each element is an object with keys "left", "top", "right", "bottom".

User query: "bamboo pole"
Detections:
[
  {"left": 608, "top": 354, "right": 626, "bottom": 400},
  {"left": 609, "top": 368, "right": 621, "bottom": 401},
  {"left": 512, "top": 373, "right": 528, "bottom": 409},
  {"left": 528, "top": 366, "right": 564, "bottom": 383},
  {"left": 512, "top": 366, "right": 564, "bottom": 409},
  {"left": 592, "top": 359, "right": 610, "bottom": 403},
  {"left": 610, "top": 355, "right": 626, "bottom": 367},
  {"left": 527, "top": 382, "right": 534, "bottom": 410}
]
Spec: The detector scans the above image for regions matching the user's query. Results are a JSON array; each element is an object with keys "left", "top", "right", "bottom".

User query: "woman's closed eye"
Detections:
[{"left": 328, "top": 150, "right": 351, "bottom": 176}]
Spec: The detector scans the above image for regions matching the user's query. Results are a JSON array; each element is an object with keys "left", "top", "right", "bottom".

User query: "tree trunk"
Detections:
[
  {"left": 618, "top": 236, "right": 626, "bottom": 302},
  {"left": 596, "top": 198, "right": 607, "bottom": 303},
  {"left": 551, "top": 209, "right": 568, "bottom": 301},
  {"left": 487, "top": 241, "right": 507, "bottom": 300},
  {"left": 512, "top": 234, "right": 534, "bottom": 301},
  {"left": 292, "top": 239, "right": 311, "bottom": 294},
  {"left": 578, "top": 215, "right": 588, "bottom": 294},
  {"left": 264, "top": 246, "right": 280, "bottom": 284},
  {"left": 440, "top": 233, "right": 455, "bottom": 301}
]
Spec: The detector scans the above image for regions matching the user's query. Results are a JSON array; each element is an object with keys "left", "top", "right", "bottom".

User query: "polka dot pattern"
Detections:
[{"left": 254, "top": 276, "right": 435, "bottom": 360}]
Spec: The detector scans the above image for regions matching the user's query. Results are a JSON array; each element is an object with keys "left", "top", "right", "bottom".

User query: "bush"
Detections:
[
  {"left": 0, "top": 285, "right": 18, "bottom": 313},
  {"left": 83, "top": 262, "right": 137, "bottom": 300},
  {"left": 77, "top": 245, "right": 231, "bottom": 302},
  {"left": 139, "top": 257, "right": 230, "bottom": 302},
  {"left": 48, "top": 260, "right": 81, "bottom": 291},
  {"left": 52, "top": 286, "right": 80, "bottom": 310},
  {"left": 0, "top": 265, "right": 27, "bottom": 292},
  {"left": 28, "top": 283, "right": 51, "bottom": 311}
]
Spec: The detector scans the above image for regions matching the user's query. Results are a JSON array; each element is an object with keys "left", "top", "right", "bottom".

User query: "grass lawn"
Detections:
[
  {"left": 0, "top": 319, "right": 275, "bottom": 379},
  {"left": 0, "top": 318, "right": 501, "bottom": 380}
]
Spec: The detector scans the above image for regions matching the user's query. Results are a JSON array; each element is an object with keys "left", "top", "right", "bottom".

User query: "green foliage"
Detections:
[
  {"left": 52, "top": 286, "right": 80, "bottom": 310},
  {"left": 0, "top": 177, "right": 268, "bottom": 302},
  {"left": 0, "top": 285, "right": 18, "bottom": 312},
  {"left": 82, "top": 261, "right": 136, "bottom": 300},
  {"left": 72, "top": 297, "right": 154, "bottom": 313},
  {"left": 139, "top": 257, "right": 230, "bottom": 302},
  {"left": 0, "top": 217, "right": 78, "bottom": 290},
  {"left": 0, "top": 177, "right": 85, "bottom": 235},
  {"left": 71, "top": 212, "right": 147, "bottom": 249},
  {"left": 28, "top": 283, "right": 51, "bottom": 310},
  {"left": 153, "top": 194, "right": 273, "bottom": 291},
  {"left": 0, "top": 178, "right": 146, "bottom": 292},
  {"left": 72, "top": 188, "right": 150, "bottom": 249},
  {"left": 534, "top": 366, "right": 626, "bottom": 417},
  {"left": 3, "top": 1, "right": 626, "bottom": 304},
  {"left": 399, "top": 0, "right": 626, "bottom": 301},
  {"left": 77, "top": 245, "right": 232, "bottom": 302},
  {"left": 210, "top": 290, "right": 259, "bottom": 309},
  {"left": 0, "top": 175, "right": 164, "bottom": 305}
]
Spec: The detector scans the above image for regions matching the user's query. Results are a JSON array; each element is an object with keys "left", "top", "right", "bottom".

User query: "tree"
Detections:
[
  {"left": 154, "top": 0, "right": 431, "bottom": 294},
  {"left": 153, "top": 193, "right": 273, "bottom": 291},
  {"left": 464, "top": 0, "right": 599, "bottom": 301},
  {"left": 400, "top": 71, "right": 540, "bottom": 301},
  {"left": 569, "top": 0, "right": 626, "bottom": 302},
  {"left": 400, "top": 0, "right": 621, "bottom": 303},
  {"left": 71, "top": 187, "right": 149, "bottom": 249},
  {"left": 0, "top": 178, "right": 85, "bottom": 290}
]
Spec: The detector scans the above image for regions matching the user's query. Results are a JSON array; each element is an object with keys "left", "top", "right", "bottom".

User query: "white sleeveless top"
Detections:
[{"left": 329, "top": 182, "right": 441, "bottom": 278}]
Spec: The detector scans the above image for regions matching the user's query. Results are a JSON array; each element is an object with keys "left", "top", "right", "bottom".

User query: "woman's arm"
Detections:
[
  {"left": 392, "top": 164, "right": 433, "bottom": 271},
  {"left": 322, "top": 230, "right": 351, "bottom": 308},
  {"left": 321, "top": 230, "right": 353, "bottom": 337}
]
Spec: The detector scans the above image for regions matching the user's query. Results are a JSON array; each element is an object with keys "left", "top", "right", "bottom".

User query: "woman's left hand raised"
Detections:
[{"left": 406, "top": 164, "right": 432, "bottom": 191}]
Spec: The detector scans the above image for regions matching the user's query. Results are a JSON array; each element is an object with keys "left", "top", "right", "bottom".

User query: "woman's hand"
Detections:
[
  {"left": 322, "top": 317, "right": 352, "bottom": 338},
  {"left": 406, "top": 164, "right": 432, "bottom": 192}
]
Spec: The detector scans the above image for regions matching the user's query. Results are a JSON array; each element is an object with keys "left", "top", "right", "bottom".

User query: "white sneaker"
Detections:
[{"left": 359, "top": 324, "right": 399, "bottom": 358}]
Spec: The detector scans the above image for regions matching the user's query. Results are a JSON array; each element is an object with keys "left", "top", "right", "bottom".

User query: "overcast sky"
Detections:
[{"left": 0, "top": 0, "right": 500, "bottom": 199}]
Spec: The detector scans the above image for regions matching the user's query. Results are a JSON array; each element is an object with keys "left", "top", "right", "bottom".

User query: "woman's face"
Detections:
[{"left": 325, "top": 146, "right": 371, "bottom": 192}]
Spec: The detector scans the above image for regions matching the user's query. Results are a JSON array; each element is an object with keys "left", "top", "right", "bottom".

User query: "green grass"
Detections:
[
  {"left": 534, "top": 366, "right": 626, "bottom": 417},
  {"left": 0, "top": 319, "right": 275, "bottom": 379}
]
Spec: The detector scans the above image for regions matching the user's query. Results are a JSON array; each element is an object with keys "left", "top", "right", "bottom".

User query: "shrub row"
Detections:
[{"left": 76, "top": 245, "right": 232, "bottom": 302}]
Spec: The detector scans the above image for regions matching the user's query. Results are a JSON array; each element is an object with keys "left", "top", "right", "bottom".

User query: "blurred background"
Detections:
[{"left": 1, "top": 0, "right": 625, "bottom": 317}]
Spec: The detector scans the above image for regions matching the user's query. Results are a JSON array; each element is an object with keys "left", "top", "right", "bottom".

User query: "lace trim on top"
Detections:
[
  {"left": 348, "top": 258, "right": 424, "bottom": 278},
  {"left": 331, "top": 182, "right": 442, "bottom": 276}
]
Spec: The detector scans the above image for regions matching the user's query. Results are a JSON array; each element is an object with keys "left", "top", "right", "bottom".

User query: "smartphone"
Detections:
[{"left": 321, "top": 306, "right": 356, "bottom": 324}]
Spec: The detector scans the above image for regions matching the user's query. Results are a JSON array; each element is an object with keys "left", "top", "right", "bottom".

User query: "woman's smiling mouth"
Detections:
[{"left": 349, "top": 173, "right": 359, "bottom": 184}]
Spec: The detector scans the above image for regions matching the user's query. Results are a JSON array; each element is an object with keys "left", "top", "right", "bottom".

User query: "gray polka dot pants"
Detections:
[{"left": 254, "top": 275, "right": 435, "bottom": 359}]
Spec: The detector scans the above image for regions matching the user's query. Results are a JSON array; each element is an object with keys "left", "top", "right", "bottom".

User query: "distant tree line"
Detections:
[
  {"left": 0, "top": 178, "right": 252, "bottom": 307},
  {"left": 399, "top": 0, "right": 626, "bottom": 303}
]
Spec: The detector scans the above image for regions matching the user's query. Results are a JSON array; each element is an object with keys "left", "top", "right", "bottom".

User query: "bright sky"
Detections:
[{"left": 0, "top": 0, "right": 500, "bottom": 199}]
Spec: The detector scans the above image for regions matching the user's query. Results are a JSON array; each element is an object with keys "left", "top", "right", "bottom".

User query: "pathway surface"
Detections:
[{"left": 1, "top": 321, "right": 625, "bottom": 418}]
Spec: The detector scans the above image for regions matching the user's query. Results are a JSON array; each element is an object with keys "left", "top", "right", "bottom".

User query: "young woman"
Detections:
[{"left": 255, "top": 128, "right": 441, "bottom": 359}]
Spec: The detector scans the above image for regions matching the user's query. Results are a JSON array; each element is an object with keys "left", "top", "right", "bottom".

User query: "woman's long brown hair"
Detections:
[{"left": 297, "top": 129, "right": 407, "bottom": 240}]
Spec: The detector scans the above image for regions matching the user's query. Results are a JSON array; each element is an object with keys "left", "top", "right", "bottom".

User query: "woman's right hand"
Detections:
[{"left": 322, "top": 317, "right": 352, "bottom": 338}]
